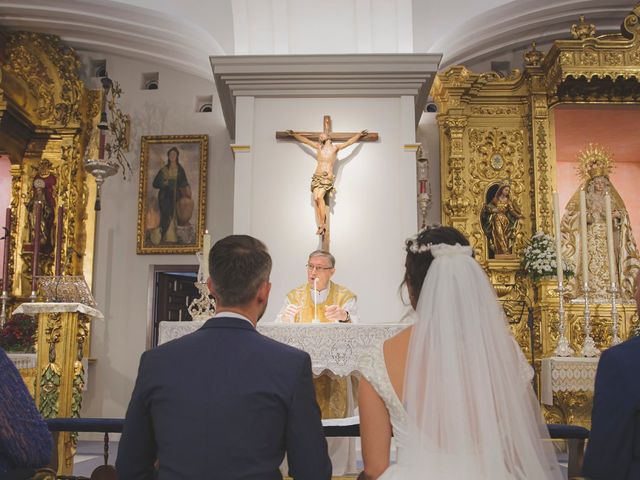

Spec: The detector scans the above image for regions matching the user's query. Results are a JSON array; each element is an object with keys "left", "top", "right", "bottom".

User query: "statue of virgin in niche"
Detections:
[
  {"left": 560, "top": 145, "right": 640, "bottom": 300},
  {"left": 481, "top": 180, "right": 523, "bottom": 258}
]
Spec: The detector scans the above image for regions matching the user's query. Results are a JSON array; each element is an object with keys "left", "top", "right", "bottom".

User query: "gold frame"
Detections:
[{"left": 136, "top": 134, "right": 208, "bottom": 254}]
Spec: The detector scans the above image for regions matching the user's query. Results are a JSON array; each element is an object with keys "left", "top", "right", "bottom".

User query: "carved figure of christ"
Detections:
[{"left": 277, "top": 115, "right": 378, "bottom": 250}]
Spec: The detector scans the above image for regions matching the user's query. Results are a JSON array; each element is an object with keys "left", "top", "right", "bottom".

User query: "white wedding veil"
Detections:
[{"left": 402, "top": 243, "right": 563, "bottom": 479}]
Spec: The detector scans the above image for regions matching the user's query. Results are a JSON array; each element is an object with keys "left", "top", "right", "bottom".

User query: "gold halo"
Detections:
[{"left": 576, "top": 143, "right": 614, "bottom": 181}]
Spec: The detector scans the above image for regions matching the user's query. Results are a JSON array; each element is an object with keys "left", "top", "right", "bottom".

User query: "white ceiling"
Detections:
[{"left": 0, "top": 0, "right": 634, "bottom": 80}]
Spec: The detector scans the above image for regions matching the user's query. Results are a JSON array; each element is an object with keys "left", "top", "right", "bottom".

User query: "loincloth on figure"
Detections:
[{"left": 310, "top": 172, "right": 336, "bottom": 196}]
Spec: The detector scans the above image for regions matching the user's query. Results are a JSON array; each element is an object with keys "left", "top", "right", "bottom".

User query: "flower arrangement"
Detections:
[
  {"left": 522, "top": 232, "right": 574, "bottom": 281},
  {"left": 0, "top": 314, "right": 37, "bottom": 353}
]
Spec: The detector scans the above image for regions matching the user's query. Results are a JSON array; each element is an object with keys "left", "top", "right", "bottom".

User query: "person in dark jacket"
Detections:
[{"left": 117, "top": 235, "right": 331, "bottom": 480}]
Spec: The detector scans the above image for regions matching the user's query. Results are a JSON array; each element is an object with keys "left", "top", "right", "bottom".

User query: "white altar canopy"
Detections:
[{"left": 158, "top": 321, "right": 409, "bottom": 377}]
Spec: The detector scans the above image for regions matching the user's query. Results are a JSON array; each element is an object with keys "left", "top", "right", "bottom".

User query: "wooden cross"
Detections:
[{"left": 276, "top": 115, "right": 378, "bottom": 251}]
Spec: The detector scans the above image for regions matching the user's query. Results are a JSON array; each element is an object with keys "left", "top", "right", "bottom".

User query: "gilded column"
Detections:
[
  {"left": 525, "top": 44, "right": 554, "bottom": 235},
  {"left": 441, "top": 115, "right": 470, "bottom": 235}
]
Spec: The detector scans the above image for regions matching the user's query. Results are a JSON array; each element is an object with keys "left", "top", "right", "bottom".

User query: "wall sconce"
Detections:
[{"left": 84, "top": 75, "right": 131, "bottom": 211}]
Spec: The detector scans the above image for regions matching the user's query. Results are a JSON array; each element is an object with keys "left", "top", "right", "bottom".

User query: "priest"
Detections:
[
  {"left": 277, "top": 250, "right": 359, "bottom": 325},
  {"left": 277, "top": 250, "right": 358, "bottom": 475}
]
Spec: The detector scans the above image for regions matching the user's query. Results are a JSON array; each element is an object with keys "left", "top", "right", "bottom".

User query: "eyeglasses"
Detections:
[{"left": 306, "top": 263, "right": 333, "bottom": 272}]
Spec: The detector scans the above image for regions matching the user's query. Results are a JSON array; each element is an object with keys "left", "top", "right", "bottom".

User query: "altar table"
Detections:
[
  {"left": 158, "top": 321, "right": 410, "bottom": 376},
  {"left": 541, "top": 356, "right": 599, "bottom": 406}
]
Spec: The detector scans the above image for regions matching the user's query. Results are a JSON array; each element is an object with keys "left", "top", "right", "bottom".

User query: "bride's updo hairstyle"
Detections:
[{"left": 403, "top": 225, "right": 470, "bottom": 305}]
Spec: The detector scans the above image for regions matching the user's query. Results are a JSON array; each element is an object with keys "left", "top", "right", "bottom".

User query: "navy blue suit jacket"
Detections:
[
  {"left": 582, "top": 336, "right": 640, "bottom": 480},
  {"left": 116, "top": 317, "right": 331, "bottom": 480}
]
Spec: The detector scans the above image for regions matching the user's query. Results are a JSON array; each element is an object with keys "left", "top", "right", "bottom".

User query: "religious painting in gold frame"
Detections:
[{"left": 137, "top": 135, "right": 208, "bottom": 254}]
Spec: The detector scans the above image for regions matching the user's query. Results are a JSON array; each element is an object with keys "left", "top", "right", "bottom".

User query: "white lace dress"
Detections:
[
  {"left": 357, "top": 341, "right": 538, "bottom": 479},
  {"left": 358, "top": 345, "right": 410, "bottom": 479}
]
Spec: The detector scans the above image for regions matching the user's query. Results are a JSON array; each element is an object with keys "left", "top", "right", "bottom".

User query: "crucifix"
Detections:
[{"left": 276, "top": 115, "right": 378, "bottom": 251}]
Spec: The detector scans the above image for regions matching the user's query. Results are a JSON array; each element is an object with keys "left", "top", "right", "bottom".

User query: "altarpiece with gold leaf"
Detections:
[
  {"left": 1, "top": 31, "right": 104, "bottom": 473},
  {"left": 433, "top": 7, "right": 640, "bottom": 428}
]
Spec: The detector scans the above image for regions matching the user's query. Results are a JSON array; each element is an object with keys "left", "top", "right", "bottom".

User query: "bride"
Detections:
[{"left": 357, "top": 226, "right": 563, "bottom": 479}]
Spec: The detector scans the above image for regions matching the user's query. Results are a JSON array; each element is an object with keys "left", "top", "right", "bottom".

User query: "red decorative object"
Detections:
[
  {"left": 0, "top": 314, "right": 37, "bottom": 352},
  {"left": 2, "top": 208, "right": 11, "bottom": 293}
]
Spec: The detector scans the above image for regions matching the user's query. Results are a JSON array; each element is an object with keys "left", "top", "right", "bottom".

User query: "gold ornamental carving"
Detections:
[
  {"left": 443, "top": 117, "right": 470, "bottom": 219},
  {"left": 1, "top": 31, "right": 100, "bottom": 475},
  {"left": 39, "top": 312, "right": 63, "bottom": 418},
  {"left": 468, "top": 129, "right": 525, "bottom": 183},
  {"left": 1, "top": 32, "right": 83, "bottom": 127},
  {"left": 534, "top": 121, "right": 552, "bottom": 234},
  {"left": 469, "top": 128, "right": 527, "bottom": 259},
  {"left": 544, "top": 391, "right": 593, "bottom": 429},
  {"left": 570, "top": 15, "right": 597, "bottom": 41},
  {"left": 603, "top": 51, "right": 624, "bottom": 65},
  {"left": 435, "top": 8, "right": 640, "bottom": 429},
  {"left": 524, "top": 43, "right": 544, "bottom": 68},
  {"left": 542, "top": 8, "right": 640, "bottom": 105},
  {"left": 579, "top": 50, "right": 599, "bottom": 66},
  {"left": 470, "top": 105, "right": 520, "bottom": 116}
]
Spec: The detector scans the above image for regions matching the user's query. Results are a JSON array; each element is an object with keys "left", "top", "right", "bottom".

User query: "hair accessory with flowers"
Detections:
[{"left": 406, "top": 227, "right": 431, "bottom": 254}]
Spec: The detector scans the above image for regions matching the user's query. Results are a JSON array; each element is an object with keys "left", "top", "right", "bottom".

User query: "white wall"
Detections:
[
  {"left": 244, "top": 97, "right": 418, "bottom": 325},
  {"left": 232, "top": 0, "right": 413, "bottom": 55},
  {"left": 80, "top": 53, "right": 234, "bottom": 420}
]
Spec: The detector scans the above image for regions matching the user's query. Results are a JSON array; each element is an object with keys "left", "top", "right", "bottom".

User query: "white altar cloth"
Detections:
[
  {"left": 158, "top": 321, "right": 410, "bottom": 376},
  {"left": 7, "top": 352, "right": 37, "bottom": 370},
  {"left": 540, "top": 356, "right": 600, "bottom": 406},
  {"left": 13, "top": 302, "right": 104, "bottom": 319}
]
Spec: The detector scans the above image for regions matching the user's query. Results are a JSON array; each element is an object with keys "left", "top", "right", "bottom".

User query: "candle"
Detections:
[
  {"left": 313, "top": 277, "right": 318, "bottom": 323},
  {"left": 2, "top": 208, "right": 11, "bottom": 293},
  {"left": 32, "top": 201, "right": 42, "bottom": 294},
  {"left": 552, "top": 192, "right": 563, "bottom": 286},
  {"left": 604, "top": 192, "right": 616, "bottom": 286},
  {"left": 55, "top": 206, "right": 64, "bottom": 276},
  {"left": 202, "top": 230, "right": 211, "bottom": 280},
  {"left": 579, "top": 189, "right": 589, "bottom": 287}
]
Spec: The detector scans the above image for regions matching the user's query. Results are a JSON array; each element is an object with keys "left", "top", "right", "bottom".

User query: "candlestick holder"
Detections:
[
  {"left": 581, "top": 283, "right": 600, "bottom": 357},
  {"left": 85, "top": 159, "right": 118, "bottom": 211},
  {"left": 0, "top": 290, "right": 8, "bottom": 326},
  {"left": 188, "top": 252, "right": 216, "bottom": 321},
  {"left": 609, "top": 281, "right": 622, "bottom": 346},
  {"left": 554, "top": 282, "right": 574, "bottom": 357},
  {"left": 187, "top": 281, "right": 216, "bottom": 321}
]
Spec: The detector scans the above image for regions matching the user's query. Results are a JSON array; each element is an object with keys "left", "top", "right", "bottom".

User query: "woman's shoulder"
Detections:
[{"left": 383, "top": 326, "right": 412, "bottom": 358}]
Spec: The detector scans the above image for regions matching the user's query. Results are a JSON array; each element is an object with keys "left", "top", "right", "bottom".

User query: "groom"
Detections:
[
  {"left": 582, "top": 270, "right": 640, "bottom": 479},
  {"left": 117, "top": 235, "right": 331, "bottom": 479}
]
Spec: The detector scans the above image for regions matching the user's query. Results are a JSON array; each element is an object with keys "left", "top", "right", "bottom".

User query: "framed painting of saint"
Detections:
[{"left": 136, "top": 135, "right": 208, "bottom": 254}]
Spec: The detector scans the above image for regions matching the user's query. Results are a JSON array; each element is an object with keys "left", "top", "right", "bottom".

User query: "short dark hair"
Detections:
[
  {"left": 209, "top": 235, "right": 272, "bottom": 306},
  {"left": 403, "top": 225, "right": 470, "bottom": 301}
]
